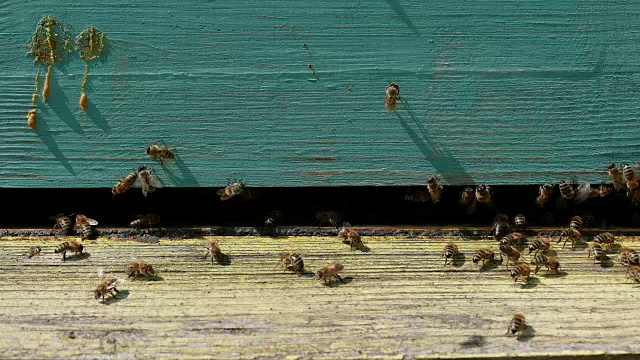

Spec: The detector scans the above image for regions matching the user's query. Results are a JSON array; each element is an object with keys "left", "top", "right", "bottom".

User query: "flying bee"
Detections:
[
  {"left": 559, "top": 180, "right": 575, "bottom": 200},
  {"left": 618, "top": 247, "right": 640, "bottom": 267},
  {"left": 217, "top": 178, "right": 245, "bottom": 201},
  {"left": 528, "top": 236, "right": 550, "bottom": 255},
  {"left": 472, "top": 248, "right": 495, "bottom": 266},
  {"left": 427, "top": 176, "right": 443, "bottom": 203},
  {"left": 405, "top": 188, "right": 430, "bottom": 202},
  {"left": 112, "top": 170, "right": 138, "bottom": 197},
  {"left": 52, "top": 214, "right": 74, "bottom": 235},
  {"left": 530, "top": 254, "right": 560, "bottom": 274},
  {"left": 588, "top": 243, "right": 606, "bottom": 264},
  {"left": 279, "top": 252, "right": 304, "bottom": 274},
  {"left": 593, "top": 232, "right": 615, "bottom": 250},
  {"left": 138, "top": 165, "right": 158, "bottom": 197},
  {"left": 146, "top": 144, "right": 175, "bottom": 166},
  {"left": 490, "top": 214, "right": 510, "bottom": 241},
  {"left": 317, "top": 263, "right": 345, "bottom": 285},
  {"left": 125, "top": 261, "right": 156, "bottom": 280},
  {"left": 555, "top": 228, "right": 582, "bottom": 249},
  {"left": 608, "top": 163, "right": 626, "bottom": 191},
  {"left": 264, "top": 210, "right": 283, "bottom": 227},
  {"left": 500, "top": 232, "right": 523, "bottom": 247},
  {"left": 442, "top": 243, "right": 458, "bottom": 266},
  {"left": 94, "top": 269, "right": 125, "bottom": 303},
  {"left": 513, "top": 214, "right": 525, "bottom": 231},
  {"left": 130, "top": 214, "right": 161, "bottom": 229},
  {"left": 74, "top": 214, "right": 98, "bottom": 240},
  {"left": 204, "top": 240, "right": 224, "bottom": 265},
  {"left": 338, "top": 222, "right": 363, "bottom": 251},
  {"left": 569, "top": 215, "right": 583, "bottom": 231},
  {"left": 509, "top": 263, "right": 531, "bottom": 284},
  {"left": 316, "top": 211, "right": 342, "bottom": 228},
  {"left": 535, "top": 183, "right": 554, "bottom": 208},
  {"left": 459, "top": 187, "right": 474, "bottom": 205},
  {"left": 622, "top": 164, "right": 639, "bottom": 191},
  {"left": 27, "top": 246, "right": 41, "bottom": 258},
  {"left": 499, "top": 245, "right": 521, "bottom": 269},
  {"left": 54, "top": 241, "right": 83, "bottom": 261},
  {"left": 506, "top": 314, "right": 526, "bottom": 340},
  {"left": 384, "top": 82, "right": 400, "bottom": 111}
]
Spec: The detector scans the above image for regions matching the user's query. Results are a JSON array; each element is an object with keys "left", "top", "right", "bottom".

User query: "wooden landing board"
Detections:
[
  {"left": 2, "top": 1, "right": 640, "bottom": 187},
  {"left": 0, "top": 235, "right": 639, "bottom": 359}
]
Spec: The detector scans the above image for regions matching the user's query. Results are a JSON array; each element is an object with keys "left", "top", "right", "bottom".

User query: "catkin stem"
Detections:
[
  {"left": 81, "top": 63, "right": 89, "bottom": 91},
  {"left": 42, "top": 64, "right": 51, "bottom": 102},
  {"left": 32, "top": 66, "right": 41, "bottom": 106},
  {"left": 46, "top": 25, "right": 55, "bottom": 64},
  {"left": 79, "top": 63, "right": 89, "bottom": 111}
]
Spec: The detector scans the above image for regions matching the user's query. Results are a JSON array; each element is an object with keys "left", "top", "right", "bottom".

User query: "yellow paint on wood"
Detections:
[{"left": 0, "top": 234, "right": 639, "bottom": 358}]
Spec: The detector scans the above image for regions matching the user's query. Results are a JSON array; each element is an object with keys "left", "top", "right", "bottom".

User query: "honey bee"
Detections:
[
  {"left": 598, "top": 184, "right": 613, "bottom": 198},
  {"left": 405, "top": 189, "right": 430, "bottom": 202},
  {"left": 279, "top": 252, "right": 304, "bottom": 274},
  {"left": 125, "top": 261, "right": 156, "bottom": 280},
  {"left": 499, "top": 245, "right": 521, "bottom": 269},
  {"left": 316, "top": 211, "right": 342, "bottom": 228},
  {"left": 264, "top": 210, "right": 283, "bottom": 227},
  {"left": 130, "top": 214, "right": 160, "bottom": 228},
  {"left": 53, "top": 214, "right": 74, "bottom": 235},
  {"left": 555, "top": 228, "right": 582, "bottom": 249},
  {"left": 384, "top": 82, "right": 400, "bottom": 111},
  {"left": 588, "top": 243, "right": 606, "bottom": 264},
  {"left": 459, "top": 187, "right": 474, "bottom": 205},
  {"left": 530, "top": 254, "right": 560, "bottom": 274},
  {"left": 204, "top": 240, "right": 223, "bottom": 265},
  {"left": 559, "top": 180, "right": 575, "bottom": 200},
  {"left": 574, "top": 183, "right": 594, "bottom": 204},
  {"left": 338, "top": 222, "right": 363, "bottom": 251},
  {"left": 112, "top": 171, "right": 138, "bottom": 197},
  {"left": 499, "top": 232, "right": 523, "bottom": 247},
  {"left": 608, "top": 163, "right": 626, "bottom": 191},
  {"left": 427, "top": 176, "right": 443, "bottom": 203},
  {"left": 74, "top": 214, "right": 98, "bottom": 240},
  {"left": 442, "top": 243, "right": 458, "bottom": 266},
  {"left": 629, "top": 188, "right": 640, "bottom": 206},
  {"left": 317, "top": 263, "right": 345, "bottom": 285},
  {"left": 626, "top": 265, "right": 640, "bottom": 284},
  {"left": 506, "top": 314, "right": 526, "bottom": 340},
  {"left": 472, "top": 248, "right": 495, "bottom": 266},
  {"left": 535, "top": 183, "right": 554, "bottom": 208},
  {"left": 138, "top": 165, "right": 158, "bottom": 197},
  {"left": 94, "top": 269, "right": 125, "bottom": 303},
  {"left": 513, "top": 214, "right": 525, "bottom": 231},
  {"left": 623, "top": 164, "right": 639, "bottom": 191},
  {"left": 528, "top": 236, "right": 550, "bottom": 255},
  {"left": 146, "top": 144, "right": 175, "bottom": 166},
  {"left": 593, "top": 232, "right": 615, "bottom": 250},
  {"left": 217, "top": 179, "right": 245, "bottom": 201},
  {"left": 27, "top": 246, "right": 41, "bottom": 258},
  {"left": 490, "top": 214, "right": 510, "bottom": 241},
  {"left": 618, "top": 247, "right": 640, "bottom": 267},
  {"left": 509, "top": 263, "right": 531, "bottom": 284},
  {"left": 475, "top": 184, "right": 494, "bottom": 206},
  {"left": 54, "top": 241, "right": 83, "bottom": 261},
  {"left": 569, "top": 215, "right": 583, "bottom": 231}
]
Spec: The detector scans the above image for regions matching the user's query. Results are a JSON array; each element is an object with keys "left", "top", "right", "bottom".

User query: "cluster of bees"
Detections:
[{"left": 111, "top": 144, "right": 174, "bottom": 197}]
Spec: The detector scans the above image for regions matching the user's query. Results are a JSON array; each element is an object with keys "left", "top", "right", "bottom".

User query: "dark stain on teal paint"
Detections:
[
  {"left": 34, "top": 122, "right": 76, "bottom": 176},
  {"left": 48, "top": 75, "right": 84, "bottom": 134}
]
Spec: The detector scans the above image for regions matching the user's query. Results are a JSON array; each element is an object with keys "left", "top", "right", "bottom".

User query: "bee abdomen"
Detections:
[
  {"left": 78, "top": 224, "right": 96, "bottom": 240},
  {"left": 443, "top": 244, "right": 458, "bottom": 258},
  {"left": 530, "top": 254, "right": 549, "bottom": 266},
  {"left": 54, "top": 242, "right": 69, "bottom": 253},
  {"left": 590, "top": 243, "right": 606, "bottom": 261},
  {"left": 28, "top": 246, "right": 41, "bottom": 258},
  {"left": 514, "top": 214, "right": 525, "bottom": 230},
  {"left": 593, "top": 232, "right": 615, "bottom": 246},
  {"left": 559, "top": 181, "right": 575, "bottom": 199},
  {"left": 500, "top": 232, "right": 523, "bottom": 246},
  {"left": 290, "top": 254, "right": 304, "bottom": 272},
  {"left": 569, "top": 216, "right": 583, "bottom": 231}
]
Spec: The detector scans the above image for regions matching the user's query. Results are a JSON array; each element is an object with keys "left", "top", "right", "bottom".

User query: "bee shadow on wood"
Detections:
[
  {"left": 84, "top": 94, "right": 111, "bottom": 133},
  {"left": 356, "top": 244, "right": 371, "bottom": 253},
  {"left": 518, "top": 325, "right": 536, "bottom": 342},
  {"left": 452, "top": 253, "right": 466, "bottom": 267},
  {"left": 460, "top": 335, "right": 486, "bottom": 348},
  {"left": 543, "top": 270, "right": 568, "bottom": 278},
  {"left": 63, "top": 252, "right": 91, "bottom": 262},
  {"left": 323, "top": 276, "right": 354, "bottom": 287},
  {"left": 130, "top": 274, "right": 164, "bottom": 282},
  {"left": 600, "top": 258, "right": 615, "bottom": 268},
  {"left": 214, "top": 253, "right": 232, "bottom": 266},
  {"left": 163, "top": 154, "right": 200, "bottom": 187},
  {"left": 33, "top": 118, "right": 77, "bottom": 176},
  {"left": 102, "top": 290, "right": 129, "bottom": 305},
  {"left": 519, "top": 277, "right": 540, "bottom": 289},
  {"left": 606, "top": 244, "right": 622, "bottom": 254},
  {"left": 479, "top": 261, "right": 499, "bottom": 272},
  {"left": 48, "top": 75, "right": 84, "bottom": 134}
]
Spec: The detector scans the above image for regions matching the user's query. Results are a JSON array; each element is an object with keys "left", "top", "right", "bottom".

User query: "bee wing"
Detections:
[
  {"left": 88, "top": 218, "right": 99, "bottom": 226},
  {"left": 97, "top": 267, "right": 105, "bottom": 280},
  {"left": 574, "top": 183, "right": 591, "bottom": 204},
  {"left": 216, "top": 188, "right": 227, "bottom": 196},
  {"left": 219, "top": 193, "right": 233, "bottom": 201}
]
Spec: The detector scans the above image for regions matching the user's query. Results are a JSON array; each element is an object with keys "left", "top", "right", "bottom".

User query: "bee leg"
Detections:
[
  {"left": 62, "top": 251, "right": 66, "bottom": 262},
  {"left": 335, "top": 274, "right": 345, "bottom": 283}
]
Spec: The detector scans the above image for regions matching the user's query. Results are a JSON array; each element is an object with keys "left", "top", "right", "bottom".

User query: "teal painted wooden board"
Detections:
[{"left": 1, "top": 1, "right": 639, "bottom": 187}]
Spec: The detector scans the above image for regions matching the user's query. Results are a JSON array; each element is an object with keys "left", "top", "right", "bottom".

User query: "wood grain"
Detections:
[
  {"left": 0, "top": 234, "right": 639, "bottom": 358},
  {"left": 1, "top": 1, "right": 640, "bottom": 187}
]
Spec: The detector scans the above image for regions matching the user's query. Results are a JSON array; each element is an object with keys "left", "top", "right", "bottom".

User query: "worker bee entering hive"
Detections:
[
  {"left": 138, "top": 166, "right": 158, "bottom": 197},
  {"left": 490, "top": 214, "right": 510, "bottom": 241},
  {"left": 52, "top": 214, "right": 74, "bottom": 235},
  {"left": 317, "top": 263, "right": 345, "bottom": 285},
  {"left": 74, "top": 214, "right": 98, "bottom": 240},
  {"left": 217, "top": 179, "right": 246, "bottom": 201},
  {"left": 130, "top": 214, "right": 161, "bottom": 229},
  {"left": 54, "top": 241, "right": 84, "bottom": 262},
  {"left": 535, "top": 183, "right": 554, "bottom": 208},
  {"left": 112, "top": 170, "right": 138, "bottom": 197},
  {"left": 555, "top": 228, "right": 582, "bottom": 249},
  {"left": 338, "top": 222, "right": 363, "bottom": 251}
]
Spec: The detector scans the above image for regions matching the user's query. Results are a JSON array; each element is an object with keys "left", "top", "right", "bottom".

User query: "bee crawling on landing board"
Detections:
[
  {"left": 490, "top": 214, "right": 510, "bottom": 241},
  {"left": 513, "top": 214, "right": 526, "bottom": 231},
  {"left": 618, "top": 247, "right": 640, "bottom": 267},
  {"left": 279, "top": 252, "right": 304, "bottom": 274},
  {"left": 146, "top": 144, "right": 175, "bottom": 166},
  {"left": 338, "top": 222, "right": 363, "bottom": 251},
  {"left": 472, "top": 248, "right": 495, "bottom": 267},
  {"left": 555, "top": 228, "right": 582, "bottom": 249},
  {"left": 509, "top": 263, "right": 531, "bottom": 284},
  {"left": 204, "top": 240, "right": 224, "bottom": 265},
  {"left": 530, "top": 254, "right": 560, "bottom": 275},
  {"left": 74, "top": 214, "right": 98, "bottom": 240},
  {"left": 317, "top": 263, "right": 345, "bottom": 285},
  {"left": 506, "top": 314, "right": 526, "bottom": 340},
  {"left": 528, "top": 235, "right": 550, "bottom": 256},
  {"left": 499, "top": 245, "right": 521, "bottom": 269},
  {"left": 94, "top": 268, "right": 125, "bottom": 303},
  {"left": 442, "top": 243, "right": 458, "bottom": 266},
  {"left": 27, "top": 246, "right": 41, "bottom": 258},
  {"left": 588, "top": 243, "right": 607, "bottom": 264},
  {"left": 217, "top": 179, "right": 246, "bottom": 201},
  {"left": 54, "top": 241, "right": 84, "bottom": 262},
  {"left": 125, "top": 260, "right": 156, "bottom": 280}
]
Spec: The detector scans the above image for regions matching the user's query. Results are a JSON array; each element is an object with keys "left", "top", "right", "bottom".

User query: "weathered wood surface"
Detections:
[
  {"left": 2, "top": 1, "right": 640, "bottom": 187},
  {"left": 0, "top": 234, "right": 639, "bottom": 359}
]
